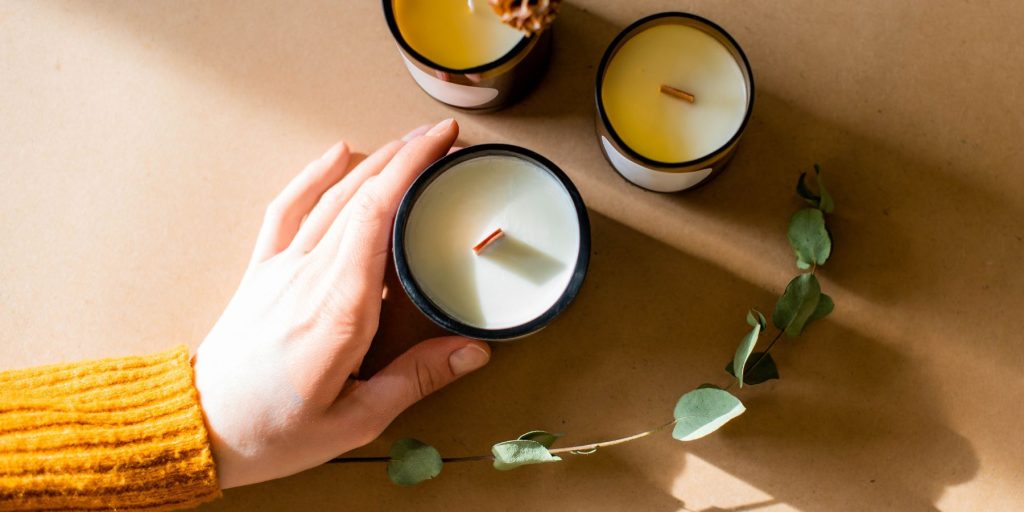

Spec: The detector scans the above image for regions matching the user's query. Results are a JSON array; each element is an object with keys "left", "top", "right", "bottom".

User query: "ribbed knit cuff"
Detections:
[{"left": 0, "top": 346, "right": 220, "bottom": 511}]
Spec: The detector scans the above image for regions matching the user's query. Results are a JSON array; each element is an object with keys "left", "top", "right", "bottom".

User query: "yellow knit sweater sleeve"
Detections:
[{"left": 0, "top": 346, "right": 221, "bottom": 511}]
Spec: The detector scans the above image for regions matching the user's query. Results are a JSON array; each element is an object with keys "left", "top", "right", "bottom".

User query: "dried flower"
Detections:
[{"left": 488, "top": 0, "right": 561, "bottom": 35}]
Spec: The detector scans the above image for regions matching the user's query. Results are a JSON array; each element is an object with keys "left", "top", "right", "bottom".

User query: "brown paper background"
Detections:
[{"left": 2, "top": 1, "right": 1021, "bottom": 510}]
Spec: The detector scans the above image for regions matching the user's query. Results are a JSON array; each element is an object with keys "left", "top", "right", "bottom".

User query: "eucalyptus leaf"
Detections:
[
  {"left": 733, "top": 311, "right": 763, "bottom": 388},
  {"left": 746, "top": 309, "right": 767, "bottom": 330},
  {"left": 788, "top": 208, "right": 832, "bottom": 269},
  {"left": 796, "top": 172, "right": 820, "bottom": 207},
  {"left": 492, "top": 440, "right": 562, "bottom": 471},
  {"left": 517, "top": 430, "right": 561, "bottom": 449},
  {"left": 796, "top": 165, "right": 835, "bottom": 213},
  {"left": 773, "top": 273, "right": 822, "bottom": 337},
  {"left": 672, "top": 385, "right": 746, "bottom": 441},
  {"left": 807, "top": 293, "right": 834, "bottom": 326},
  {"left": 725, "top": 351, "right": 780, "bottom": 385},
  {"left": 387, "top": 438, "right": 442, "bottom": 486},
  {"left": 813, "top": 164, "right": 835, "bottom": 213}
]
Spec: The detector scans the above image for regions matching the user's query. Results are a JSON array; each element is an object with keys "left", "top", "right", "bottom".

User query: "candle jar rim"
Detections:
[
  {"left": 594, "top": 11, "right": 756, "bottom": 171},
  {"left": 382, "top": 0, "right": 534, "bottom": 75},
  {"left": 392, "top": 144, "right": 591, "bottom": 342}
]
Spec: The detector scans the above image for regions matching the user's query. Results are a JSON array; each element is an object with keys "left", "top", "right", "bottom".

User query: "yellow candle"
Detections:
[
  {"left": 394, "top": 0, "right": 524, "bottom": 70},
  {"left": 601, "top": 23, "right": 748, "bottom": 163}
]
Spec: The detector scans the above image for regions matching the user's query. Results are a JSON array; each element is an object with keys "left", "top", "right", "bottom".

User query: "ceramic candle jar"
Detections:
[
  {"left": 384, "top": 0, "right": 553, "bottom": 111},
  {"left": 595, "top": 12, "right": 755, "bottom": 192},
  {"left": 393, "top": 144, "right": 590, "bottom": 341}
]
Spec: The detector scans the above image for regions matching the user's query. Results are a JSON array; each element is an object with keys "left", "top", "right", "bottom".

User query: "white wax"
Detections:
[{"left": 405, "top": 155, "right": 581, "bottom": 330}]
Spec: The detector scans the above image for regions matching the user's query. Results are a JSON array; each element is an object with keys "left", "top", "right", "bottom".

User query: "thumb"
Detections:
[{"left": 344, "top": 337, "right": 490, "bottom": 435}]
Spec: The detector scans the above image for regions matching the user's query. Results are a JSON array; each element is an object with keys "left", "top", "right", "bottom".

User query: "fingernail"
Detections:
[
  {"left": 401, "top": 124, "right": 432, "bottom": 142},
  {"left": 449, "top": 344, "right": 489, "bottom": 376},
  {"left": 426, "top": 118, "right": 455, "bottom": 137}
]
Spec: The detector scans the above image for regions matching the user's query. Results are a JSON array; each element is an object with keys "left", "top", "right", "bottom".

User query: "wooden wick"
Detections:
[
  {"left": 472, "top": 228, "right": 505, "bottom": 254},
  {"left": 660, "top": 84, "right": 695, "bottom": 103}
]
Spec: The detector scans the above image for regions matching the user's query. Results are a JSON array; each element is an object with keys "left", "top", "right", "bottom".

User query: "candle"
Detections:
[
  {"left": 392, "top": 0, "right": 523, "bottom": 70},
  {"left": 393, "top": 144, "right": 590, "bottom": 340},
  {"left": 595, "top": 13, "right": 754, "bottom": 192},
  {"left": 383, "top": 0, "right": 553, "bottom": 111}
]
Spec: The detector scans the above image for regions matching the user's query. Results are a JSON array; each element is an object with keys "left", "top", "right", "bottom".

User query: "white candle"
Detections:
[{"left": 397, "top": 147, "right": 587, "bottom": 337}]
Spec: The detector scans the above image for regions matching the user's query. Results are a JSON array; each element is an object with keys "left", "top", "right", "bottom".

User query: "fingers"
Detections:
[
  {"left": 250, "top": 142, "right": 350, "bottom": 265},
  {"left": 290, "top": 140, "right": 405, "bottom": 253},
  {"left": 327, "top": 119, "right": 458, "bottom": 316},
  {"left": 289, "top": 123, "right": 436, "bottom": 254},
  {"left": 331, "top": 337, "right": 490, "bottom": 441},
  {"left": 401, "top": 123, "right": 434, "bottom": 142}
]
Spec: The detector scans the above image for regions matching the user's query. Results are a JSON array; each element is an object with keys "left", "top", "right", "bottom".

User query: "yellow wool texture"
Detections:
[{"left": 0, "top": 346, "right": 220, "bottom": 511}]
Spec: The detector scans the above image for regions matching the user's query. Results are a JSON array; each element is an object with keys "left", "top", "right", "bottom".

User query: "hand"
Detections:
[{"left": 191, "top": 119, "right": 491, "bottom": 489}]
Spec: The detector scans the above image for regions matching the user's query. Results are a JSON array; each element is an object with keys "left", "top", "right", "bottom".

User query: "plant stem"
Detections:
[
  {"left": 327, "top": 454, "right": 492, "bottom": 464},
  {"left": 326, "top": 456, "right": 388, "bottom": 463},
  {"left": 548, "top": 418, "right": 677, "bottom": 455},
  {"left": 724, "top": 328, "right": 785, "bottom": 392},
  {"left": 326, "top": 420, "right": 678, "bottom": 464},
  {"left": 330, "top": 266, "right": 823, "bottom": 466},
  {"left": 726, "top": 266, "right": 819, "bottom": 391},
  {"left": 440, "top": 455, "right": 492, "bottom": 463}
]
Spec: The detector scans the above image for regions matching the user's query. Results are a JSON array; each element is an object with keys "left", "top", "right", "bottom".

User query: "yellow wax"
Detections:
[
  {"left": 394, "top": 0, "right": 524, "bottom": 70},
  {"left": 601, "top": 23, "right": 748, "bottom": 163}
]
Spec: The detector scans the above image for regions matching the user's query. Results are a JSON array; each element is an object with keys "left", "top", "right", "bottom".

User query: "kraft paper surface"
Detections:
[{"left": 1, "top": 1, "right": 1021, "bottom": 510}]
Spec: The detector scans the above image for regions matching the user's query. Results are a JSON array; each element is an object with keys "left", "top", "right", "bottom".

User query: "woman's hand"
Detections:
[{"left": 191, "top": 119, "right": 490, "bottom": 489}]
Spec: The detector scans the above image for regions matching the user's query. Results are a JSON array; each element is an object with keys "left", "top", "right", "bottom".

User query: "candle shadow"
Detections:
[
  {"left": 466, "top": 211, "right": 979, "bottom": 512},
  {"left": 478, "top": 234, "right": 567, "bottom": 287},
  {"left": 493, "top": 3, "right": 624, "bottom": 121}
]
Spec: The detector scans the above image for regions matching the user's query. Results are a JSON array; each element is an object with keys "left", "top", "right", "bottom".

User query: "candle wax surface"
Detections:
[
  {"left": 394, "top": 0, "right": 525, "bottom": 70},
  {"left": 405, "top": 155, "right": 581, "bottom": 331},
  {"left": 601, "top": 23, "right": 748, "bottom": 163}
]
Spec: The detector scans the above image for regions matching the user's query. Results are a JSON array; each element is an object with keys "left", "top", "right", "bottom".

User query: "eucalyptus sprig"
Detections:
[{"left": 330, "top": 166, "right": 837, "bottom": 486}]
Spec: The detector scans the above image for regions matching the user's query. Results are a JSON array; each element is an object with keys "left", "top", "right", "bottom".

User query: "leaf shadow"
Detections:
[{"left": 512, "top": 212, "right": 978, "bottom": 512}]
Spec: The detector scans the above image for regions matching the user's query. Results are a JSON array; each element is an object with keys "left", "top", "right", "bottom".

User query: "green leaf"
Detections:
[
  {"left": 796, "top": 165, "right": 835, "bottom": 213},
  {"left": 517, "top": 430, "right": 561, "bottom": 449},
  {"left": 672, "top": 385, "right": 746, "bottom": 441},
  {"left": 772, "top": 273, "right": 822, "bottom": 337},
  {"left": 492, "top": 440, "right": 562, "bottom": 471},
  {"left": 813, "top": 164, "right": 835, "bottom": 213},
  {"left": 796, "top": 172, "right": 820, "bottom": 207},
  {"left": 794, "top": 292, "right": 835, "bottom": 335},
  {"left": 733, "top": 310, "right": 763, "bottom": 387},
  {"left": 788, "top": 208, "right": 832, "bottom": 269},
  {"left": 725, "top": 351, "right": 780, "bottom": 385},
  {"left": 808, "top": 293, "right": 834, "bottom": 326},
  {"left": 746, "top": 309, "right": 767, "bottom": 330},
  {"left": 387, "top": 438, "right": 442, "bottom": 486}
]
